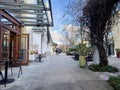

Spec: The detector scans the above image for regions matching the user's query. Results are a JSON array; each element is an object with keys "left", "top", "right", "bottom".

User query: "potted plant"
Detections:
[
  {"left": 77, "top": 43, "right": 90, "bottom": 68},
  {"left": 30, "top": 50, "right": 35, "bottom": 61},
  {"left": 30, "top": 50, "right": 34, "bottom": 54},
  {"left": 115, "top": 48, "right": 120, "bottom": 58}
]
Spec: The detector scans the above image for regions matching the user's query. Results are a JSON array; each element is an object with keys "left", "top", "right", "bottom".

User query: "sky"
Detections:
[{"left": 50, "top": 0, "right": 70, "bottom": 44}]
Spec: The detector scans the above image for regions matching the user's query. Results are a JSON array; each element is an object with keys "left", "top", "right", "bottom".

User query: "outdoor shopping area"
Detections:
[
  {"left": 1, "top": 54, "right": 119, "bottom": 90},
  {"left": 0, "top": 0, "right": 120, "bottom": 90}
]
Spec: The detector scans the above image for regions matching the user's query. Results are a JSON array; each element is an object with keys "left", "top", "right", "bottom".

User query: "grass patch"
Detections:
[
  {"left": 88, "top": 64, "right": 118, "bottom": 72},
  {"left": 108, "top": 76, "right": 120, "bottom": 90}
]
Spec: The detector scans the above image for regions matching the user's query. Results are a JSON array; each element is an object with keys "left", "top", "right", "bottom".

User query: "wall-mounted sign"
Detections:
[{"left": 32, "top": 27, "right": 46, "bottom": 32}]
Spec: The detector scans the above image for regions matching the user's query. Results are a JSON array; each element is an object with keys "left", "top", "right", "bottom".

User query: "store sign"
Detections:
[{"left": 32, "top": 27, "right": 46, "bottom": 32}]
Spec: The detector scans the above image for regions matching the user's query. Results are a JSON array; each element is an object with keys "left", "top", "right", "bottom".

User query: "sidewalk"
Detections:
[
  {"left": 93, "top": 56, "right": 120, "bottom": 80},
  {"left": 0, "top": 54, "right": 113, "bottom": 90},
  {"left": 108, "top": 56, "right": 120, "bottom": 68}
]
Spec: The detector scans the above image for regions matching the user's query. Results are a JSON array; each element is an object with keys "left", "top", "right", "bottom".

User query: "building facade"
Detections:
[{"left": 0, "top": 0, "right": 53, "bottom": 65}]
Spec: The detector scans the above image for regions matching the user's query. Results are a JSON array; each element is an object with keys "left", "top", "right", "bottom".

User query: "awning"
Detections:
[{"left": 0, "top": 0, "right": 53, "bottom": 27}]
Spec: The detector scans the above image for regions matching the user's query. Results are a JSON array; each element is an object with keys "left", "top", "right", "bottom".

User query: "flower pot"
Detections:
[
  {"left": 30, "top": 54, "right": 35, "bottom": 61},
  {"left": 79, "top": 56, "right": 86, "bottom": 68},
  {"left": 117, "top": 52, "right": 120, "bottom": 58}
]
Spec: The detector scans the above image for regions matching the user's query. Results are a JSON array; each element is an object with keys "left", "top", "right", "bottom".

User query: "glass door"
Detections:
[
  {"left": 9, "top": 32, "right": 15, "bottom": 61},
  {"left": 2, "top": 31, "right": 10, "bottom": 60},
  {"left": 18, "top": 34, "right": 29, "bottom": 65}
]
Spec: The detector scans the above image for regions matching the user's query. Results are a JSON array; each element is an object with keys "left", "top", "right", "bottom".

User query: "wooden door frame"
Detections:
[
  {"left": 0, "top": 10, "right": 21, "bottom": 60},
  {"left": 17, "top": 34, "right": 29, "bottom": 65}
]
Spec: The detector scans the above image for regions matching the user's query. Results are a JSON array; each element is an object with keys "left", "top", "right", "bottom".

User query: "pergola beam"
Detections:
[
  {"left": 0, "top": 2, "right": 43, "bottom": 7},
  {"left": 15, "top": 16, "right": 47, "bottom": 20},
  {"left": 0, "top": 22, "right": 17, "bottom": 33},
  {"left": 0, "top": 0, "right": 53, "bottom": 27},
  {"left": 0, "top": 10, "right": 21, "bottom": 25},
  {"left": 0, "top": 6, "right": 50, "bottom": 11},
  {"left": 23, "top": 23, "right": 51, "bottom": 26},
  {"left": 7, "top": 10, "right": 45, "bottom": 15}
]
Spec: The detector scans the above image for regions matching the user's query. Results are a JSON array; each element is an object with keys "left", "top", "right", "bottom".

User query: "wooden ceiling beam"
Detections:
[{"left": 0, "top": 10, "right": 21, "bottom": 26}]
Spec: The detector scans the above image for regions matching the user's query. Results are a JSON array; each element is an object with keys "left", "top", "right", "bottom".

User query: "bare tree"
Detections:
[
  {"left": 66, "top": 0, "right": 120, "bottom": 66},
  {"left": 62, "top": 24, "right": 79, "bottom": 48},
  {"left": 83, "top": 0, "right": 119, "bottom": 66},
  {"left": 66, "top": 0, "right": 89, "bottom": 43}
]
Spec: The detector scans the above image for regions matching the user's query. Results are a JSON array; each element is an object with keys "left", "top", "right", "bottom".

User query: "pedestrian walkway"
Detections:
[
  {"left": 93, "top": 56, "right": 120, "bottom": 80},
  {"left": 0, "top": 54, "right": 113, "bottom": 90}
]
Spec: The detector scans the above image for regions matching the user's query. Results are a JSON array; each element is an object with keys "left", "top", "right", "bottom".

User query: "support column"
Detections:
[
  {"left": 0, "top": 13, "right": 2, "bottom": 59},
  {"left": 15, "top": 25, "right": 21, "bottom": 34},
  {"left": 13, "top": 25, "right": 21, "bottom": 60},
  {"left": 13, "top": 34, "right": 19, "bottom": 61}
]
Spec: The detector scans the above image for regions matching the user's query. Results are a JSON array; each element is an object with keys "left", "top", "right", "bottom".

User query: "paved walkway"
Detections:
[
  {"left": 0, "top": 54, "right": 113, "bottom": 90},
  {"left": 93, "top": 56, "right": 120, "bottom": 80}
]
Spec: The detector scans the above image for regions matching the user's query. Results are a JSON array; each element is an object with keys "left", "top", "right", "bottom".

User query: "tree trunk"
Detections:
[{"left": 96, "top": 44, "right": 108, "bottom": 66}]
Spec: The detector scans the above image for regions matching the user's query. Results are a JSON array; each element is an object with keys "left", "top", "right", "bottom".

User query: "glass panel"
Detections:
[
  {"left": 2, "top": 31, "right": 10, "bottom": 60},
  {"left": 18, "top": 34, "right": 29, "bottom": 63},
  {"left": 9, "top": 33, "right": 15, "bottom": 60}
]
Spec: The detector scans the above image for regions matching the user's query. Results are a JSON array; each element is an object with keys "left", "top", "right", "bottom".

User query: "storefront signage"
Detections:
[{"left": 32, "top": 27, "right": 46, "bottom": 32}]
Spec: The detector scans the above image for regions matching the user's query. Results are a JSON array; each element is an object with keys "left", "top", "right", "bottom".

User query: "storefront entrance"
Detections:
[
  {"left": 0, "top": 10, "right": 29, "bottom": 65},
  {"left": 18, "top": 34, "right": 29, "bottom": 65},
  {"left": 2, "top": 30, "right": 10, "bottom": 60},
  {"left": 2, "top": 30, "right": 29, "bottom": 65}
]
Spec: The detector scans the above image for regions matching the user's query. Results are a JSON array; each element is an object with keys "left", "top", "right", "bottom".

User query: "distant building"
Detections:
[
  {"left": 112, "top": 11, "right": 120, "bottom": 56},
  {"left": 103, "top": 11, "right": 120, "bottom": 57}
]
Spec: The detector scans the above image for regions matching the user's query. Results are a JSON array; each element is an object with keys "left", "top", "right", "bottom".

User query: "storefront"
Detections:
[
  {"left": 0, "top": 0, "right": 53, "bottom": 64},
  {"left": 0, "top": 10, "right": 29, "bottom": 65}
]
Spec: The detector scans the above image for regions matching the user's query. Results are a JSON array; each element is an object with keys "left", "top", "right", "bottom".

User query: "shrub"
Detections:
[
  {"left": 109, "top": 76, "right": 120, "bottom": 90},
  {"left": 76, "top": 43, "right": 90, "bottom": 56},
  {"left": 66, "top": 50, "right": 71, "bottom": 55},
  {"left": 100, "top": 66, "right": 118, "bottom": 72},
  {"left": 69, "top": 48, "right": 77, "bottom": 51},
  {"left": 88, "top": 64, "right": 101, "bottom": 71},
  {"left": 88, "top": 64, "right": 118, "bottom": 72},
  {"left": 116, "top": 84, "right": 120, "bottom": 90},
  {"left": 66, "top": 48, "right": 77, "bottom": 55}
]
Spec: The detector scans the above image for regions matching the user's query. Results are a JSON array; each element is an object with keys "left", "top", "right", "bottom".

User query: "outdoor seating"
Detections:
[
  {"left": 9, "top": 60, "right": 22, "bottom": 78},
  {"left": 0, "top": 71, "right": 6, "bottom": 87},
  {"left": 0, "top": 62, "right": 6, "bottom": 87}
]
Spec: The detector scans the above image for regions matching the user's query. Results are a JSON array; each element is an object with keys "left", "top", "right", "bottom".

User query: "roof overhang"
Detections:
[{"left": 0, "top": 0, "right": 53, "bottom": 27}]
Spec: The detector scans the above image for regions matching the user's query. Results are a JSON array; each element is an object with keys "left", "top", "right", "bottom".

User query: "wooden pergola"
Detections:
[
  {"left": 0, "top": 0, "right": 53, "bottom": 26},
  {"left": 0, "top": 0, "right": 53, "bottom": 65}
]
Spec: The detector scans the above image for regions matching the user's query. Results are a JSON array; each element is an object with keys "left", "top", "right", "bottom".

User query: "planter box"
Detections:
[
  {"left": 79, "top": 56, "right": 86, "bottom": 68},
  {"left": 117, "top": 52, "right": 120, "bottom": 58}
]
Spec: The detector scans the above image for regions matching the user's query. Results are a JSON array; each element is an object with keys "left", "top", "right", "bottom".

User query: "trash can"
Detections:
[{"left": 74, "top": 53, "right": 79, "bottom": 60}]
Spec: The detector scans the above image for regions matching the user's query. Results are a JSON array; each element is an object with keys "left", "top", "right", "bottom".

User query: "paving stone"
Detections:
[{"left": 0, "top": 54, "right": 113, "bottom": 90}]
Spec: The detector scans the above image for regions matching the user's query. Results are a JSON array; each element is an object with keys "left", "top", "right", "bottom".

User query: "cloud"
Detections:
[{"left": 51, "top": 31, "right": 65, "bottom": 44}]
